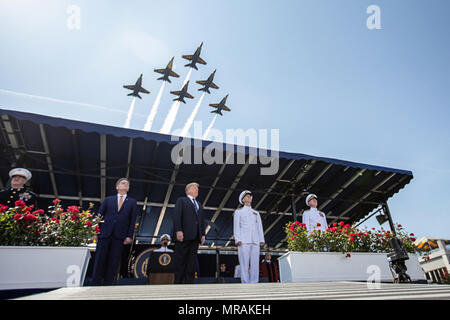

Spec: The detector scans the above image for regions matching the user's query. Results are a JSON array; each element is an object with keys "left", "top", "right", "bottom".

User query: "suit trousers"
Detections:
[
  {"left": 91, "top": 237, "right": 124, "bottom": 286},
  {"left": 174, "top": 240, "right": 199, "bottom": 284},
  {"left": 238, "top": 243, "right": 260, "bottom": 283}
]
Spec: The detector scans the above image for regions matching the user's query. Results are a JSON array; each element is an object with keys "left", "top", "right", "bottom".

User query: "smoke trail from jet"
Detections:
[
  {"left": 183, "top": 68, "right": 193, "bottom": 85},
  {"left": 143, "top": 82, "right": 166, "bottom": 132},
  {"left": 159, "top": 68, "right": 193, "bottom": 134},
  {"left": 0, "top": 88, "right": 132, "bottom": 115},
  {"left": 203, "top": 114, "right": 218, "bottom": 140},
  {"left": 124, "top": 97, "right": 136, "bottom": 128},
  {"left": 180, "top": 92, "right": 205, "bottom": 137}
]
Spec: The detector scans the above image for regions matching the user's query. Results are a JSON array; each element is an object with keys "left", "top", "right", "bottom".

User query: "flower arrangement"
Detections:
[
  {"left": 0, "top": 199, "right": 102, "bottom": 247},
  {"left": 285, "top": 220, "right": 417, "bottom": 256}
]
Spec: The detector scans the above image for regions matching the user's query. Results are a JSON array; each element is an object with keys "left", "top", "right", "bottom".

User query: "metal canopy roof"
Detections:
[{"left": 0, "top": 108, "right": 413, "bottom": 249}]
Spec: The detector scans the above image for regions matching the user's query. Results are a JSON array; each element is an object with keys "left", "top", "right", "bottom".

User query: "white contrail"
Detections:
[
  {"left": 159, "top": 68, "right": 193, "bottom": 135},
  {"left": 143, "top": 82, "right": 166, "bottom": 132},
  {"left": 124, "top": 97, "right": 136, "bottom": 128},
  {"left": 203, "top": 114, "right": 218, "bottom": 140},
  {"left": 0, "top": 88, "right": 130, "bottom": 115},
  {"left": 183, "top": 68, "right": 193, "bottom": 85},
  {"left": 180, "top": 92, "right": 205, "bottom": 137},
  {"left": 160, "top": 100, "right": 180, "bottom": 134}
]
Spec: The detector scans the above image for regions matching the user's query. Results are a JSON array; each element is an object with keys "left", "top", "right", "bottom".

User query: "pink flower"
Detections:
[
  {"left": 52, "top": 198, "right": 61, "bottom": 204},
  {"left": 339, "top": 221, "right": 344, "bottom": 226},
  {"left": 14, "top": 214, "right": 22, "bottom": 220},
  {"left": 332, "top": 222, "right": 337, "bottom": 227},
  {"left": 290, "top": 236, "right": 295, "bottom": 240}
]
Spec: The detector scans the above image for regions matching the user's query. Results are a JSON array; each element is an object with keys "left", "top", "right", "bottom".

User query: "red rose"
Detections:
[
  {"left": 344, "top": 224, "right": 350, "bottom": 228},
  {"left": 95, "top": 226, "right": 100, "bottom": 234},
  {"left": 15, "top": 200, "right": 26, "bottom": 207},
  {"left": 332, "top": 222, "right": 337, "bottom": 227},
  {"left": 23, "top": 214, "right": 37, "bottom": 222},
  {"left": 397, "top": 224, "right": 402, "bottom": 228},
  {"left": 409, "top": 233, "right": 414, "bottom": 236},
  {"left": 68, "top": 206, "right": 80, "bottom": 213},
  {"left": 14, "top": 214, "right": 22, "bottom": 220},
  {"left": 349, "top": 237, "right": 355, "bottom": 242},
  {"left": 339, "top": 221, "right": 344, "bottom": 226},
  {"left": 346, "top": 253, "right": 351, "bottom": 258},
  {"left": 52, "top": 198, "right": 60, "bottom": 204},
  {"left": 71, "top": 214, "right": 78, "bottom": 221},
  {"left": 290, "top": 236, "right": 295, "bottom": 240},
  {"left": 290, "top": 224, "right": 295, "bottom": 231},
  {"left": 0, "top": 205, "right": 8, "bottom": 213},
  {"left": 411, "top": 238, "right": 416, "bottom": 242},
  {"left": 86, "top": 222, "right": 92, "bottom": 227},
  {"left": 316, "top": 223, "right": 321, "bottom": 227},
  {"left": 33, "top": 209, "right": 44, "bottom": 215}
]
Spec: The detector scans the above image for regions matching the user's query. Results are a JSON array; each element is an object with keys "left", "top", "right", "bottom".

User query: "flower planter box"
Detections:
[
  {"left": 0, "top": 246, "right": 91, "bottom": 290},
  {"left": 278, "top": 251, "right": 425, "bottom": 283}
]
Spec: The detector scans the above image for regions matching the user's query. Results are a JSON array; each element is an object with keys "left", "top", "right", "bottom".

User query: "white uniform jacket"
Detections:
[
  {"left": 302, "top": 208, "right": 328, "bottom": 234},
  {"left": 233, "top": 206, "right": 265, "bottom": 244}
]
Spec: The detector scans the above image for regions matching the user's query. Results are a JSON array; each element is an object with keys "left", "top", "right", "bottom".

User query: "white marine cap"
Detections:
[
  {"left": 9, "top": 168, "right": 32, "bottom": 181},
  {"left": 305, "top": 194, "right": 317, "bottom": 206},
  {"left": 160, "top": 234, "right": 171, "bottom": 242},
  {"left": 239, "top": 190, "right": 252, "bottom": 205}
]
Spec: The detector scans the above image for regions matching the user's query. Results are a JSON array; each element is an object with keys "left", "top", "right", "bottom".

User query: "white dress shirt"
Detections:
[
  {"left": 117, "top": 193, "right": 127, "bottom": 203},
  {"left": 187, "top": 194, "right": 199, "bottom": 211}
]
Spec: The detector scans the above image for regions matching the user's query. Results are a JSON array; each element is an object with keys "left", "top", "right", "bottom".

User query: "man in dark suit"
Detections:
[
  {"left": 91, "top": 178, "right": 137, "bottom": 285},
  {"left": 173, "top": 182, "right": 206, "bottom": 284}
]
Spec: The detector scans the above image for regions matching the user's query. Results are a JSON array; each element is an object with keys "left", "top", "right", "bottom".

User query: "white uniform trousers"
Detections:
[{"left": 238, "top": 243, "right": 260, "bottom": 283}]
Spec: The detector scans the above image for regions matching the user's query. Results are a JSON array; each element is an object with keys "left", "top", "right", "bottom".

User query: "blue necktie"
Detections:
[{"left": 192, "top": 198, "right": 199, "bottom": 213}]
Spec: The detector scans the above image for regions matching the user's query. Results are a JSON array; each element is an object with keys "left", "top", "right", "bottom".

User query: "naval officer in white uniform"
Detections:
[
  {"left": 233, "top": 190, "right": 265, "bottom": 283},
  {"left": 302, "top": 194, "right": 328, "bottom": 234}
]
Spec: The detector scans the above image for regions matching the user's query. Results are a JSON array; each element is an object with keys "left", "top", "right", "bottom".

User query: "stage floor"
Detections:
[{"left": 16, "top": 281, "right": 450, "bottom": 300}]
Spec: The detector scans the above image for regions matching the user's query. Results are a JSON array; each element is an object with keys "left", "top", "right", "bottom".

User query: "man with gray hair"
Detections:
[{"left": 173, "top": 182, "right": 206, "bottom": 284}]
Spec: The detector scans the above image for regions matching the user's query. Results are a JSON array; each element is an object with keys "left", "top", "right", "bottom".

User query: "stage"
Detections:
[{"left": 16, "top": 281, "right": 450, "bottom": 300}]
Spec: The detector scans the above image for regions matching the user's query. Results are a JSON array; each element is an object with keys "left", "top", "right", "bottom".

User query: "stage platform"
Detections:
[{"left": 16, "top": 281, "right": 450, "bottom": 300}]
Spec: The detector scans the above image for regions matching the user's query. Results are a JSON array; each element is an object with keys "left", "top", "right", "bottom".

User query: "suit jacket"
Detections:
[
  {"left": 97, "top": 195, "right": 137, "bottom": 240},
  {"left": 173, "top": 196, "right": 206, "bottom": 241}
]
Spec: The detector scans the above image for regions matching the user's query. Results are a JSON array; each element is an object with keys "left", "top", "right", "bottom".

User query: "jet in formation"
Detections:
[
  {"left": 182, "top": 42, "right": 207, "bottom": 70},
  {"left": 209, "top": 94, "right": 230, "bottom": 116},
  {"left": 196, "top": 69, "right": 219, "bottom": 94},
  {"left": 170, "top": 81, "right": 194, "bottom": 104},
  {"left": 123, "top": 74, "right": 150, "bottom": 99},
  {"left": 154, "top": 57, "right": 180, "bottom": 83}
]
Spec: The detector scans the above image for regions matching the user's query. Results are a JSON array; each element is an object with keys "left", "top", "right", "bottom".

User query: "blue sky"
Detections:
[{"left": 1, "top": 0, "right": 449, "bottom": 239}]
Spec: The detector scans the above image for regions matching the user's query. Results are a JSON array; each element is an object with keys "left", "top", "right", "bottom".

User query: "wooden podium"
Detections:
[{"left": 146, "top": 251, "right": 175, "bottom": 285}]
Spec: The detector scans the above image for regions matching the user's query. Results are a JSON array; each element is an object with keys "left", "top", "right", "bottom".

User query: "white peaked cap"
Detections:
[
  {"left": 9, "top": 168, "right": 32, "bottom": 181},
  {"left": 306, "top": 194, "right": 317, "bottom": 206},
  {"left": 239, "top": 190, "right": 252, "bottom": 205},
  {"left": 160, "top": 234, "right": 171, "bottom": 242}
]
